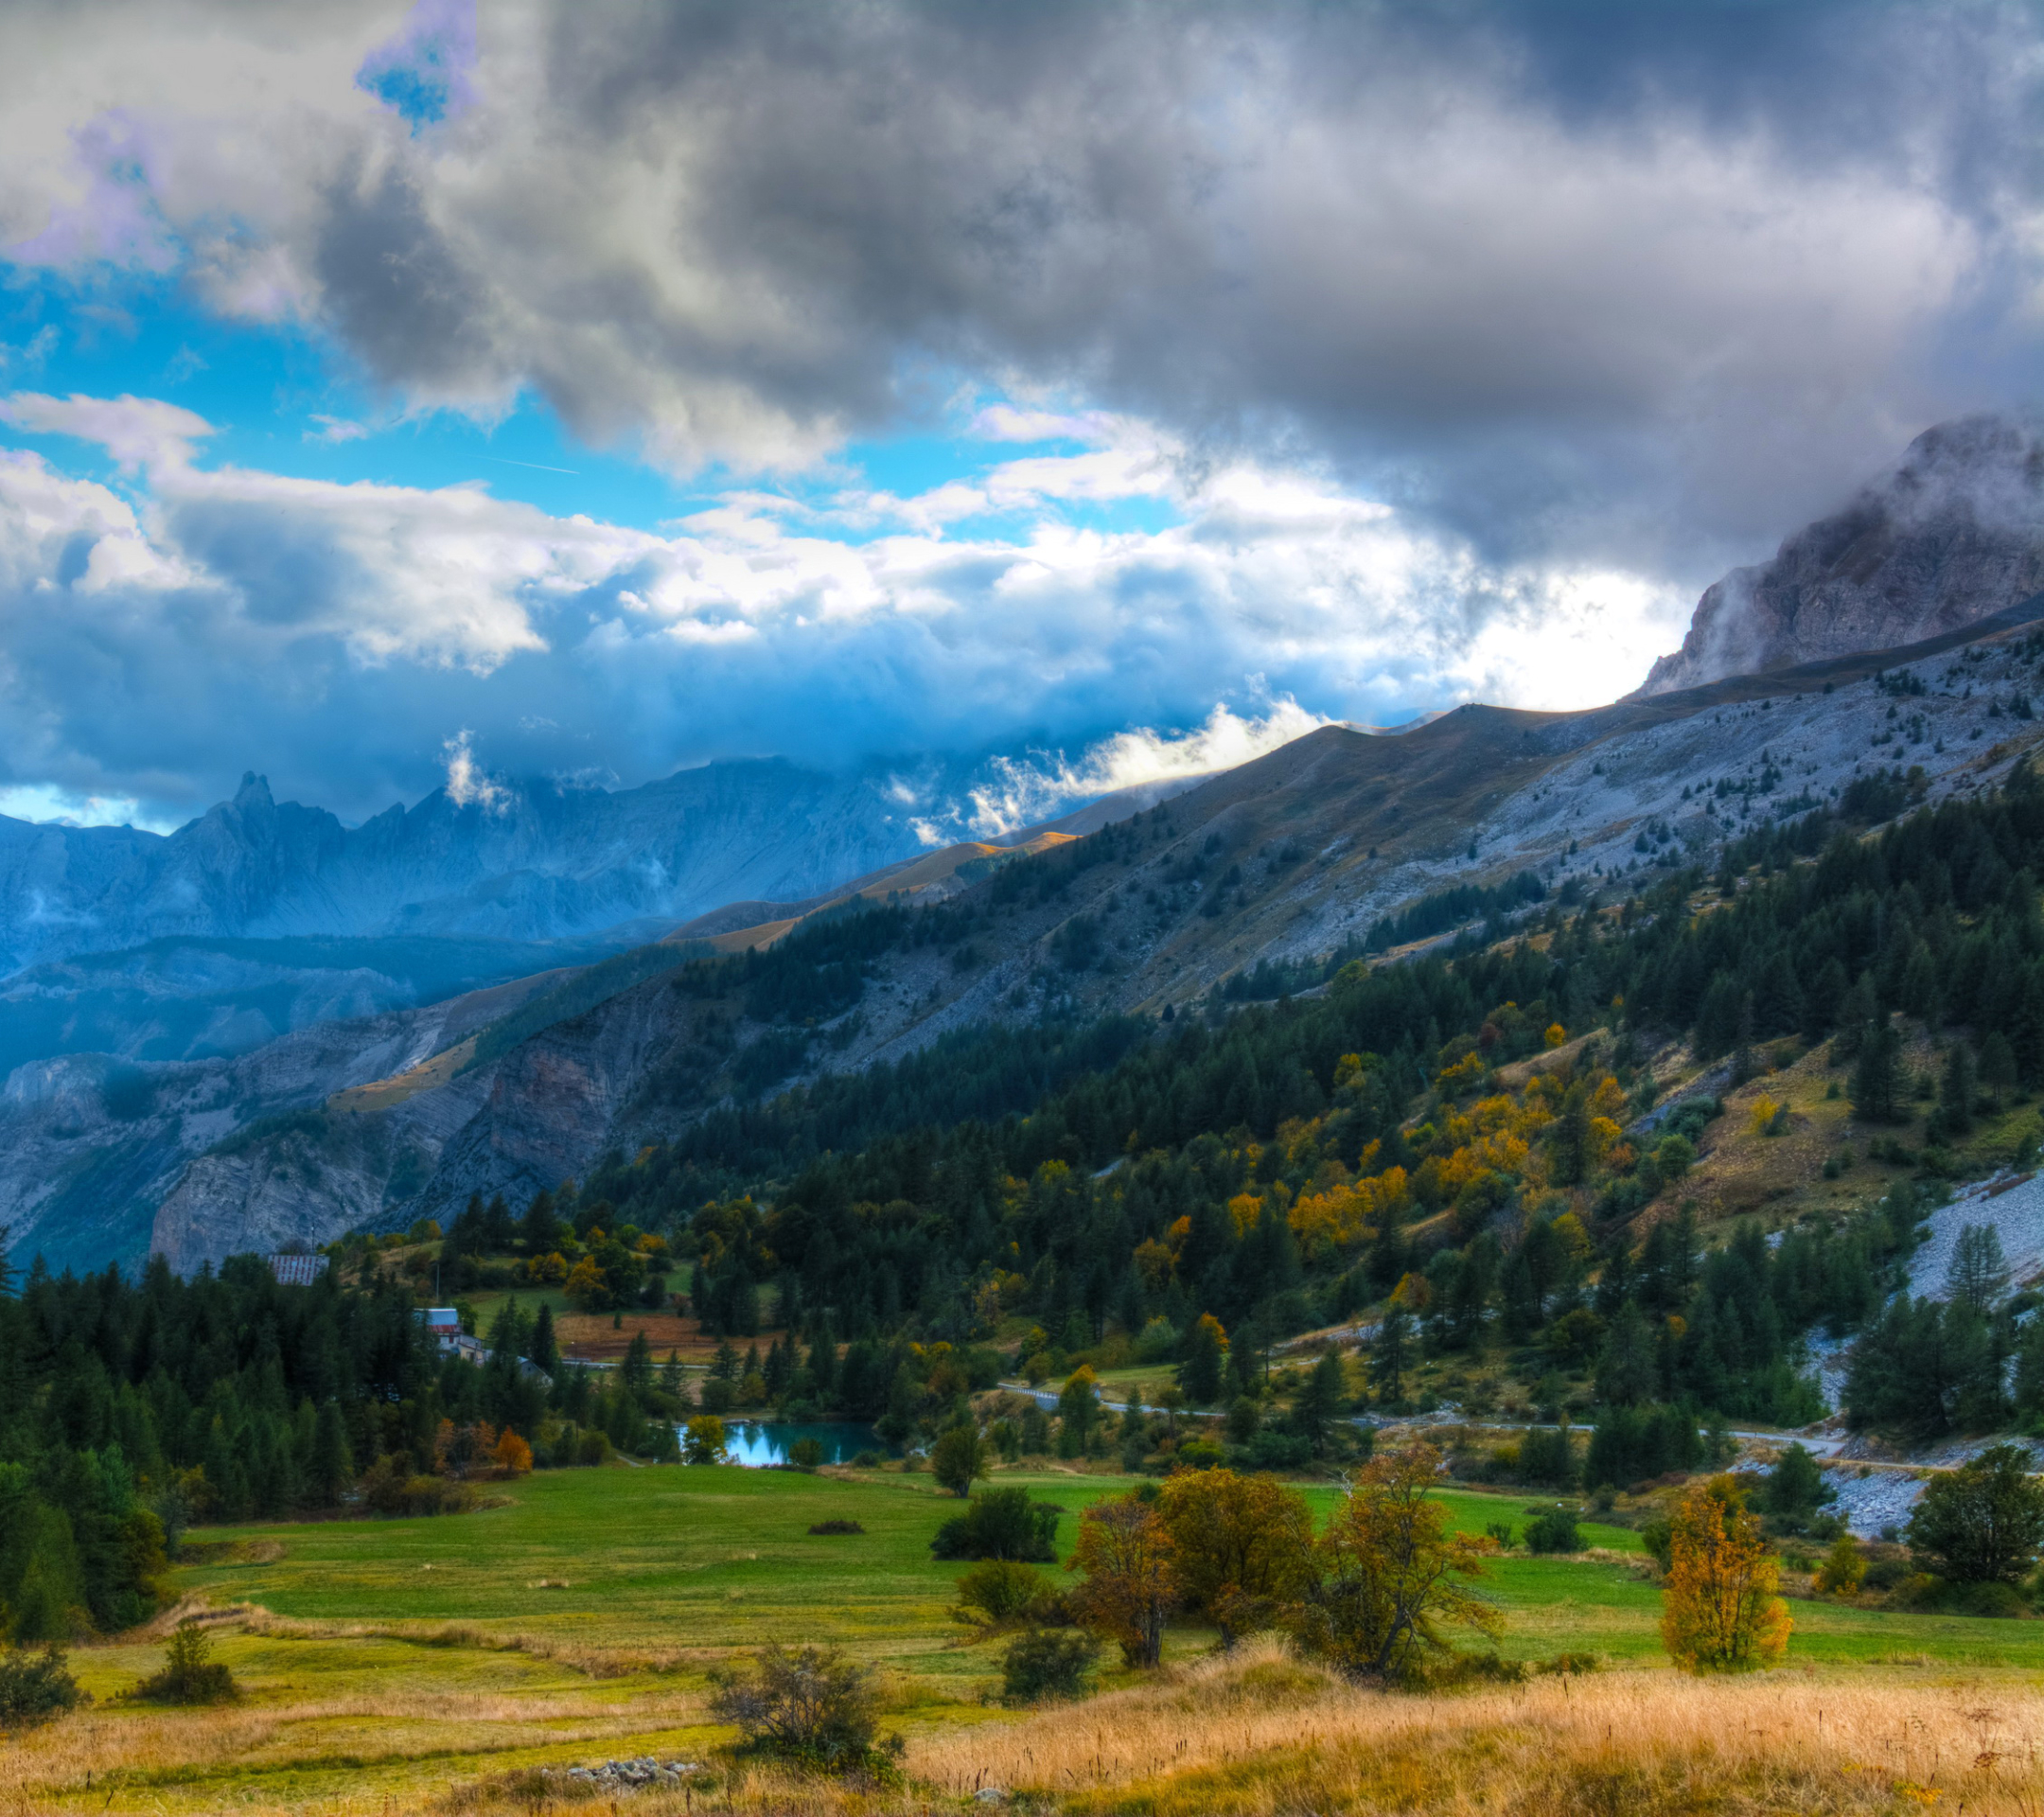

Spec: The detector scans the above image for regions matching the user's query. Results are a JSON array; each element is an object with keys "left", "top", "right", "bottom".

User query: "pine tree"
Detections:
[
  {"left": 528, "top": 1303, "right": 559, "bottom": 1373},
  {"left": 1370, "top": 1305, "right": 1410, "bottom": 1405},
  {"left": 1939, "top": 1042, "right": 1978, "bottom": 1137},
  {"left": 1177, "top": 1314, "right": 1227, "bottom": 1405},
  {"left": 1851, "top": 1018, "right": 1902, "bottom": 1122},
  {"left": 1947, "top": 1224, "right": 2010, "bottom": 1314}
]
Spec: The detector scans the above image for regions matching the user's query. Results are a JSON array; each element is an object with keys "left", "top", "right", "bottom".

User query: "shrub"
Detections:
[
  {"left": 683, "top": 1416, "right": 729, "bottom": 1465},
  {"left": 788, "top": 1438, "right": 825, "bottom": 1471},
  {"left": 1908, "top": 1445, "right": 2044, "bottom": 1585},
  {"left": 1523, "top": 1508, "right": 1583, "bottom": 1554},
  {"left": 133, "top": 1623, "right": 238, "bottom": 1705},
  {"left": 0, "top": 1645, "right": 86, "bottom": 1729},
  {"left": 808, "top": 1519, "right": 864, "bottom": 1535},
  {"left": 1000, "top": 1628, "right": 1099, "bottom": 1702},
  {"left": 931, "top": 1489, "right": 1059, "bottom": 1561},
  {"left": 931, "top": 1424, "right": 986, "bottom": 1497},
  {"left": 1484, "top": 1521, "right": 1514, "bottom": 1548},
  {"left": 952, "top": 1560, "right": 1050, "bottom": 1629},
  {"left": 707, "top": 1644, "right": 900, "bottom": 1777},
  {"left": 492, "top": 1430, "right": 534, "bottom": 1475},
  {"left": 1814, "top": 1534, "right": 1866, "bottom": 1597},
  {"left": 1659, "top": 1476, "right": 1789, "bottom": 1672}
]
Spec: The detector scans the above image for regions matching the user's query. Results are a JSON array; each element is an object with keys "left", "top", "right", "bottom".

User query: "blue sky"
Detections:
[{"left": 0, "top": 0, "right": 2035, "bottom": 831}]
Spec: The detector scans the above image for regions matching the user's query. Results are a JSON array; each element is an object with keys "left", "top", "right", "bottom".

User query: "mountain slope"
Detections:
[
  {"left": 1637, "top": 415, "right": 2044, "bottom": 696},
  {"left": 127, "top": 600, "right": 2044, "bottom": 1272}
]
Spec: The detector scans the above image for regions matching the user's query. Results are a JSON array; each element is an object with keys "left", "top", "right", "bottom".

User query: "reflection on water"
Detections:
[{"left": 706, "top": 1421, "right": 886, "bottom": 1467}]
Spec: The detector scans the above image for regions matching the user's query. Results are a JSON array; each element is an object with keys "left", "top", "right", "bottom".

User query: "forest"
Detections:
[{"left": 9, "top": 762, "right": 2044, "bottom": 1644}]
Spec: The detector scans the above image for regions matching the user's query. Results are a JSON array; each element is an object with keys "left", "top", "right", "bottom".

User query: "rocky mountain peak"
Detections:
[{"left": 1633, "top": 412, "right": 2044, "bottom": 697}]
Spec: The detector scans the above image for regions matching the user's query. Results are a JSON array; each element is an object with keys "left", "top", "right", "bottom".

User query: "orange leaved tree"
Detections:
[
  {"left": 1660, "top": 1474, "right": 1791, "bottom": 1671},
  {"left": 1292, "top": 1442, "right": 1498, "bottom": 1682},
  {"left": 1067, "top": 1493, "right": 1176, "bottom": 1667}
]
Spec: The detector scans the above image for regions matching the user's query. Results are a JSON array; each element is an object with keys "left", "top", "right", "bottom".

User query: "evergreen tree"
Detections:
[
  {"left": 1938, "top": 1042, "right": 1978, "bottom": 1137},
  {"left": 1370, "top": 1304, "right": 1410, "bottom": 1404},
  {"left": 1851, "top": 1018, "right": 1903, "bottom": 1122},
  {"left": 1947, "top": 1224, "right": 2010, "bottom": 1314},
  {"left": 1177, "top": 1314, "right": 1227, "bottom": 1405}
]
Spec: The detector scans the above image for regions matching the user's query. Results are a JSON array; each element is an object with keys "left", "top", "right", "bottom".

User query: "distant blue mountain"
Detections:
[{"left": 0, "top": 755, "right": 1010, "bottom": 975}]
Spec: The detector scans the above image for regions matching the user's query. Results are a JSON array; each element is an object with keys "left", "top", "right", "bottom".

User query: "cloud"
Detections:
[
  {"left": 0, "top": 399, "right": 1688, "bottom": 825},
  {"left": 440, "top": 727, "right": 506, "bottom": 811},
  {"left": 0, "top": 2, "right": 2033, "bottom": 578},
  {"left": 0, "top": 391, "right": 214, "bottom": 471},
  {"left": 961, "top": 699, "right": 1333, "bottom": 838}
]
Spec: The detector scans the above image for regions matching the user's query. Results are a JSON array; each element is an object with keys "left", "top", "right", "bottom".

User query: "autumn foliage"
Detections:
[
  {"left": 1291, "top": 1442, "right": 1500, "bottom": 1681},
  {"left": 1660, "top": 1474, "right": 1791, "bottom": 1671},
  {"left": 1067, "top": 1495, "right": 1176, "bottom": 1667}
]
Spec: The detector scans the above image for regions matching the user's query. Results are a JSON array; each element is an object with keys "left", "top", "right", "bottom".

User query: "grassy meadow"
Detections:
[{"left": 16, "top": 1459, "right": 2044, "bottom": 1814}]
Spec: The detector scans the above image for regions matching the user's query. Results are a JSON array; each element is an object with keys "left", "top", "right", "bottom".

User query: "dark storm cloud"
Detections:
[{"left": 2, "top": 0, "right": 2043, "bottom": 820}]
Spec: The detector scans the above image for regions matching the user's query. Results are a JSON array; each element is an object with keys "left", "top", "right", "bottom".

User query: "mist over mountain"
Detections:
[
  {"left": 0, "top": 747, "right": 1194, "bottom": 979},
  {"left": 1636, "top": 415, "right": 2044, "bottom": 696}
]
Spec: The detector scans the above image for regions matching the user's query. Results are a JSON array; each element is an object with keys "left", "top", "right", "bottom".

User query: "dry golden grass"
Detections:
[{"left": 908, "top": 1639, "right": 2044, "bottom": 1816}]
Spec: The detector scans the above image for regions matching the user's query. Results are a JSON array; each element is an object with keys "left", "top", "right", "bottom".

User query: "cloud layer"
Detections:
[
  {"left": 4, "top": 2, "right": 2038, "bottom": 565},
  {"left": 6, "top": 3, "right": 2044, "bottom": 823},
  {"left": 0, "top": 395, "right": 1683, "bottom": 824}
]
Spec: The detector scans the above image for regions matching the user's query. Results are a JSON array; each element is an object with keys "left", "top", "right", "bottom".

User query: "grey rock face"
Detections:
[
  {"left": 0, "top": 756, "right": 978, "bottom": 976},
  {"left": 1636, "top": 415, "right": 2044, "bottom": 697}
]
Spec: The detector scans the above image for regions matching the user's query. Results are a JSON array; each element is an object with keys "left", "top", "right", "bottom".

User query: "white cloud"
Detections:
[
  {"left": 0, "top": 390, "right": 215, "bottom": 472},
  {"left": 0, "top": 394, "right": 1690, "bottom": 824},
  {"left": 962, "top": 700, "right": 1333, "bottom": 838},
  {"left": 441, "top": 728, "right": 507, "bottom": 811}
]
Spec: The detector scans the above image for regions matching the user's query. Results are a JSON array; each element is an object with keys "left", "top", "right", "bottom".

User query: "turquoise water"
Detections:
[{"left": 714, "top": 1421, "right": 887, "bottom": 1467}]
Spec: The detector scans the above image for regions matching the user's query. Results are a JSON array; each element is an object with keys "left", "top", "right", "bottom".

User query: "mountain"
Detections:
[
  {"left": 0, "top": 750, "right": 1162, "bottom": 978},
  {"left": 122, "top": 597, "right": 2044, "bottom": 1274},
  {"left": 1635, "top": 414, "right": 2044, "bottom": 696}
]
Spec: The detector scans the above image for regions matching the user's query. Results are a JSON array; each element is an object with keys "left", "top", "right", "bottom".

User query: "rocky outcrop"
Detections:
[
  {"left": 1635, "top": 415, "right": 2044, "bottom": 697},
  {"left": 0, "top": 756, "right": 987, "bottom": 975}
]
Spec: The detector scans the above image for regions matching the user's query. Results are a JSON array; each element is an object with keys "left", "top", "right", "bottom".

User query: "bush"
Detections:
[
  {"left": 808, "top": 1519, "right": 865, "bottom": 1535},
  {"left": 931, "top": 1489, "right": 1059, "bottom": 1561},
  {"left": 931, "top": 1424, "right": 986, "bottom": 1496},
  {"left": 788, "top": 1438, "right": 825, "bottom": 1471},
  {"left": 133, "top": 1623, "right": 238, "bottom": 1705},
  {"left": 1523, "top": 1508, "right": 1583, "bottom": 1554},
  {"left": 952, "top": 1560, "right": 1051, "bottom": 1630},
  {"left": 0, "top": 1645, "right": 86, "bottom": 1729},
  {"left": 1000, "top": 1628, "right": 1099, "bottom": 1702},
  {"left": 1909, "top": 1445, "right": 2044, "bottom": 1585},
  {"left": 707, "top": 1644, "right": 900, "bottom": 1777}
]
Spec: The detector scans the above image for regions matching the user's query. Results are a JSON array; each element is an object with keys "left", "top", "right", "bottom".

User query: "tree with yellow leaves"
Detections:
[
  {"left": 1660, "top": 1474, "right": 1791, "bottom": 1671},
  {"left": 1291, "top": 1442, "right": 1500, "bottom": 1682},
  {"left": 1067, "top": 1492, "right": 1176, "bottom": 1666},
  {"left": 1156, "top": 1468, "right": 1314, "bottom": 1646}
]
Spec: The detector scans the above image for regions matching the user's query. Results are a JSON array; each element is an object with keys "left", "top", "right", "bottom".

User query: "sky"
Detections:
[{"left": 2, "top": 1, "right": 2042, "bottom": 834}]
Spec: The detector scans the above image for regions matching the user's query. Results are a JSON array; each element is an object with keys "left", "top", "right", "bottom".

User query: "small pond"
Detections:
[{"left": 712, "top": 1421, "right": 888, "bottom": 1467}]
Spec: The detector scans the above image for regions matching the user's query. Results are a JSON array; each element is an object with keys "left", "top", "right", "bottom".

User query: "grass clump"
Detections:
[
  {"left": 132, "top": 1620, "right": 239, "bottom": 1704},
  {"left": 0, "top": 1644, "right": 86, "bottom": 1729},
  {"left": 708, "top": 1643, "right": 903, "bottom": 1780}
]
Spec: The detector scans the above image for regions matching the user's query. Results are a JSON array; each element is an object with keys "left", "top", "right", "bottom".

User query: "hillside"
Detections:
[{"left": 114, "top": 599, "right": 2044, "bottom": 1273}]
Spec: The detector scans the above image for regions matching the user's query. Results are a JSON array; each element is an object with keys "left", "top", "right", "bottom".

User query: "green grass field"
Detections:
[
  {"left": 25, "top": 1461, "right": 2044, "bottom": 1815},
  {"left": 178, "top": 1464, "right": 2044, "bottom": 1672}
]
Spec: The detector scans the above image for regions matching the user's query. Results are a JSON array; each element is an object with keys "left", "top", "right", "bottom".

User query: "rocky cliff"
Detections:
[
  {"left": 0, "top": 752, "right": 1053, "bottom": 976},
  {"left": 1635, "top": 415, "right": 2044, "bottom": 696}
]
